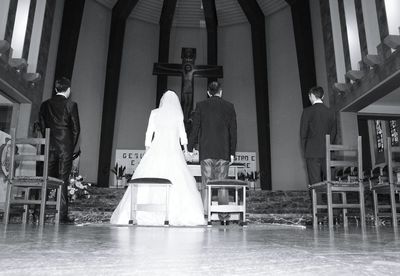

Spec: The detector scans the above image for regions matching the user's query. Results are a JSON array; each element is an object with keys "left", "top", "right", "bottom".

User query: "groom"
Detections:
[{"left": 188, "top": 81, "right": 237, "bottom": 213}]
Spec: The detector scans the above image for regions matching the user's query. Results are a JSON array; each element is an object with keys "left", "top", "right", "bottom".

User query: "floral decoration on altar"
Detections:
[
  {"left": 111, "top": 163, "right": 127, "bottom": 188},
  {"left": 238, "top": 171, "right": 260, "bottom": 190}
]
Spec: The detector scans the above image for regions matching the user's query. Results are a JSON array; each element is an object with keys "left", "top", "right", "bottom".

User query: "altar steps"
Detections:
[
  {"left": 66, "top": 188, "right": 381, "bottom": 225},
  {"left": 2, "top": 188, "right": 382, "bottom": 225}
]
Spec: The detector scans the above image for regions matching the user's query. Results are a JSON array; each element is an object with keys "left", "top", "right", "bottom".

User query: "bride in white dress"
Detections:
[{"left": 110, "top": 90, "right": 205, "bottom": 226}]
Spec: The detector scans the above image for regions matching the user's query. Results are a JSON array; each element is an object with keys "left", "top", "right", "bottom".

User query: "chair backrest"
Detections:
[
  {"left": 9, "top": 128, "right": 50, "bottom": 179},
  {"left": 325, "top": 134, "right": 363, "bottom": 182},
  {"left": 386, "top": 137, "right": 400, "bottom": 184}
]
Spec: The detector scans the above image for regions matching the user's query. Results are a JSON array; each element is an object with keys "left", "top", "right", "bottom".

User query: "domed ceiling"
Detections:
[{"left": 95, "top": 0, "right": 288, "bottom": 27}]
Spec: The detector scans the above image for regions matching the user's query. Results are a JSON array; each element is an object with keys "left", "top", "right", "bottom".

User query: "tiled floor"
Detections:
[{"left": 0, "top": 223, "right": 399, "bottom": 275}]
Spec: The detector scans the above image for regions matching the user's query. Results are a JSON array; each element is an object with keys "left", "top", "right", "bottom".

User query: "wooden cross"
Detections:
[{"left": 153, "top": 48, "right": 223, "bottom": 129}]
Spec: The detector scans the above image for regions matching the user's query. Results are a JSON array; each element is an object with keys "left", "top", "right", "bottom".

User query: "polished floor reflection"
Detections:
[{"left": 0, "top": 224, "right": 399, "bottom": 275}]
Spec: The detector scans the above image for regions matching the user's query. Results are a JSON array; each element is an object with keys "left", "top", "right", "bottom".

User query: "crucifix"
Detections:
[{"left": 153, "top": 48, "right": 223, "bottom": 130}]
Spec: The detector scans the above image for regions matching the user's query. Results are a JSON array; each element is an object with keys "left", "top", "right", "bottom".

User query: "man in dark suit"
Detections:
[
  {"left": 39, "top": 77, "right": 80, "bottom": 223},
  {"left": 188, "top": 81, "right": 237, "bottom": 214},
  {"left": 300, "top": 86, "right": 336, "bottom": 186}
]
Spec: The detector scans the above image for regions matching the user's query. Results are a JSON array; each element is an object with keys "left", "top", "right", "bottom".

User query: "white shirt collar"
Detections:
[
  {"left": 56, "top": 93, "right": 67, "bottom": 98},
  {"left": 313, "top": 99, "right": 323, "bottom": 105}
]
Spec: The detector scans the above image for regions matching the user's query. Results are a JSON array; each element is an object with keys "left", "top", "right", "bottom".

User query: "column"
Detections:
[
  {"left": 338, "top": 0, "right": 351, "bottom": 72},
  {"left": 0, "top": 0, "right": 11, "bottom": 40},
  {"left": 361, "top": 0, "right": 380, "bottom": 55},
  {"left": 11, "top": 0, "right": 30, "bottom": 58},
  {"left": 375, "top": 0, "right": 390, "bottom": 58},
  {"left": 328, "top": 0, "right": 346, "bottom": 83},
  {"left": 27, "top": 0, "right": 46, "bottom": 72},
  {"left": 343, "top": 0, "right": 362, "bottom": 70}
]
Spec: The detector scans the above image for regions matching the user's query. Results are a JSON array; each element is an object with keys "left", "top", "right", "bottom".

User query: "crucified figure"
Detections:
[{"left": 153, "top": 48, "right": 223, "bottom": 130}]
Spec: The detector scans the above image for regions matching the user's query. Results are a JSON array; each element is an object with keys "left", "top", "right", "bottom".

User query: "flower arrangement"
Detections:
[
  {"left": 238, "top": 171, "right": 259, "bottom": 182},
  {"left": 68, "top": 175, "right": 91, "bottom": 202},
  {"left": 238, "top": 171, "right": 260, "bottom": 190}
]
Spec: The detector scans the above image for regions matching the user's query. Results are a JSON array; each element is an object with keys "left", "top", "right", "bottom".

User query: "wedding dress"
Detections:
[{"left": 110, "top": 90, "right": 205, "bottom": 226}]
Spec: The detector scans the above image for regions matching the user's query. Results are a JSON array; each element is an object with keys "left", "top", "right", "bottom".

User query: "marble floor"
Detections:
[{"left": 0, "top": 224, "right": 399, "bottom": 276}]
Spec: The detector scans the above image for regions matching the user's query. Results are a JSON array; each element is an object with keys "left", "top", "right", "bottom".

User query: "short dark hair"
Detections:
[
  {"left": 309, "top": 86, "right": 324, "bottom": 99},
  {"left": 208, "top": 81, "right": 221, "bottom": 96},
  {"left": 55, "top": 77, "right": 71, "bottom": 93}
]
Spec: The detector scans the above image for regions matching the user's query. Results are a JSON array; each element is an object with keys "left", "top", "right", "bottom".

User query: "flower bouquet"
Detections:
[{"left": 68, "top": 175, "right": 91, "bottom": 202}]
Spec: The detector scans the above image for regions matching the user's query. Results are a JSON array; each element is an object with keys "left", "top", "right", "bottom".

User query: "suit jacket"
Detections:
[
  {"left": 39, "top": 94, "right": 80, "bottom": 153},
  {"left": 188, "top": 96, "right": 237, "bottom": 161},
  {"left": 300, "top": 102, "right": 336, "bottom": 158}
]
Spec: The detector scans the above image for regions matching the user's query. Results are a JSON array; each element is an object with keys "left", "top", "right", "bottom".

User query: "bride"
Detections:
[{"left": 110, "top": 90, "right": 205, "bottom": 226}]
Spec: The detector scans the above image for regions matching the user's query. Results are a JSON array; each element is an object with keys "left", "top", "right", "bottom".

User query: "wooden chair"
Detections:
[
  {"left": 310, "top": 135, "right": 366, "bottom": 229},
  {"left": 370, "top": 137, "right": 400, "bottom": 227},
  {"left": 128, "top": 177, "right": 172, "bottom": 226},
  {"left": 3, "top": 128, "right": 64, "bottom": 225}
]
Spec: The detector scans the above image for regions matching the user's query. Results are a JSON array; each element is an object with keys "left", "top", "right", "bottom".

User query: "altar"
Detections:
[
  {"left": 187, "top": 162, "right": 244, "bottom": 181},
  {"left": 114, "top": 149, "right": 256, "bottom": 180}
]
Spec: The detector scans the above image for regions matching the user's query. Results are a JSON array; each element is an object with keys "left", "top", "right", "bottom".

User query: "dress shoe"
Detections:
[{"left": 218, "top": 213, "right": 230, "bottom": 221}]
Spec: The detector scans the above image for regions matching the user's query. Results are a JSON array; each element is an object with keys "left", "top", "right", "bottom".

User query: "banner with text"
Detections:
[{"left": 115, "top": 149, "right": 257, "bottom": 176}]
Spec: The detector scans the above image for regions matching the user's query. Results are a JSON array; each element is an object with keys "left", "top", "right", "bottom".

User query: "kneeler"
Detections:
[
  {"left": 206, "top": 179, "right": 248, "bottom": 226},
  {"left": 128, "top": 178, "right": 172, "bottom": 226}
]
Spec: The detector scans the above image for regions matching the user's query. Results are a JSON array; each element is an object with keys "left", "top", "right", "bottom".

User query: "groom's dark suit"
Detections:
[
  {"left": 39, "top": 94, "right": 80, "bottom": 220},
  {"left": 300, "top": 102, "right": 336, "bottom": 185},
  {"left": 188, "top": 96, "right": 237, "bottom": 162}
]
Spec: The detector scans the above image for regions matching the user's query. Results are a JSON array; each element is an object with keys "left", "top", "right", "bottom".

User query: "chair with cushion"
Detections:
[
  {"left": 309, "top": 135, "right": 366, "bottom": 229},
  {"left": 128, "top": 177, "right": 172, "bottom": 226},
  {"left": 2, "top": 128, "right": 64, "bottom": 225},
  {"left": 206, "top": 179, "right": 248, "bottom": 226}
]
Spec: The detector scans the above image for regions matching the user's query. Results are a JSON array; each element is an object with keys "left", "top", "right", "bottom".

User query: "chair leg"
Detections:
[
  {"left": 55, "top": 186, "right": 62, "bottom": 224},
  {"left": 327, "top": 184, "right": 334, "bottom": 228},
  {"left": 390, "top": 184, "right": 398, "bottom": 227},
  {"left": 312, "top": 189, "right": 318, "bottom": 229},
  {"left": 164, "top": 185, "right": 170, "bottom": 226},
  {"left": 242, "top": 186, "right": 247, "bottom": 226},
  {"left": 372, "top": 190, "right": 379, "bottom": 226},
  {"left": 3, "top": 183, "right": 12, "bottom": 225},
  {"left": 207, "top": 186, "right": 212, "bottom": 226},
  {"left": 342, "top": 192, "right": 348, "bottom": 227},
  {"left": 129, "top": 184, "right": 138, "bottom": 225},
  {"left": 22, "top": 188, "right": 29, "bottom": 224},
  {"left": 359, "top": 183, "right": 366, "bottom": 229},
  {"left": 39, "top": 186, "right": 47, "bottom": 226}
]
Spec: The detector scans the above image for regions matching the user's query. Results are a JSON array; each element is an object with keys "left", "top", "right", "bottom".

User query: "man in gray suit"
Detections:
[{"left": 188, "top": 81, "right": 237, "bottom": 215}]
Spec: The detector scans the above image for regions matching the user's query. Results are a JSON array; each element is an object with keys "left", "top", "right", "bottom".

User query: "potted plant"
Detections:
[{"left": 111, "top": 163, "right": 126, "bottom": 188}]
